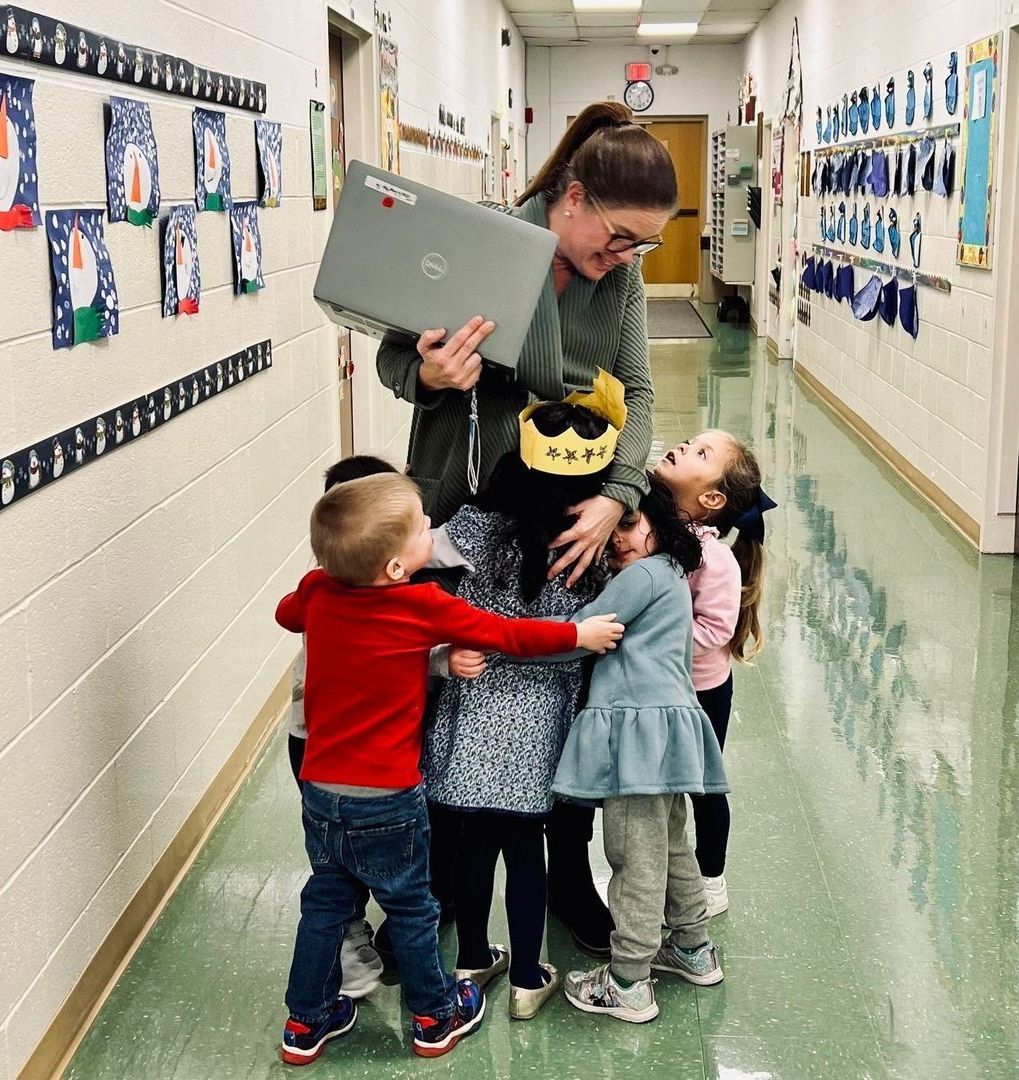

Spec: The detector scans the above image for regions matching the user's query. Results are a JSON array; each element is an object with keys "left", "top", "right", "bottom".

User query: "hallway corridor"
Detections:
[{"left": 65, "top": 317, "right": 1019, "bottom": 1080}]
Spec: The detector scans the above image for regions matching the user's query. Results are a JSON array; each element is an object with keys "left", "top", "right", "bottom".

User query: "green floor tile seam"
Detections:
[{"left": 746, "top": 660, "right": 887, "bottom": 1059}]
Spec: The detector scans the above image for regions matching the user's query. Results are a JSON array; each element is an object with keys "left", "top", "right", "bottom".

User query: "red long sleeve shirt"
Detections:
[{"left": 276, "top": 569, "right": 578, "bottom": 787}]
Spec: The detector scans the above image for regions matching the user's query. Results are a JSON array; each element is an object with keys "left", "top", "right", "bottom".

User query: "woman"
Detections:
[{"left": 376, "top": 100, "right": 678, "bottom": 954}]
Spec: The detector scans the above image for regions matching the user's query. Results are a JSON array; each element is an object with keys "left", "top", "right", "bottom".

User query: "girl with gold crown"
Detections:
[{"left": 420, "top": 371, "right": 627, "bottom": 1022}]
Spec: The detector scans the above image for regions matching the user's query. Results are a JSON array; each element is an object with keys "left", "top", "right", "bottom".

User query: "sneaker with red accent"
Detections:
[
  {"left": 412, "top": 978, "right": 486, "bottom": 1058},
  {"left": 280, "top": 997, "right": 357, "bottom": 1065}
]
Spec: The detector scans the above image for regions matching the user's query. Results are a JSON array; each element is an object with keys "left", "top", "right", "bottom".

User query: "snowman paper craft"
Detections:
[
  {"left": 149, "top": 54, "right": 159, "bottom": 88},
  {"left": 75, "top": 32, "right": 88, "bottom": 71},
  {"left": 133, "top": 48, "right": 144, "bottom": 83},
  {"left": 230, "top": 201, "right": 264, "bottom": 294},
  {"left": 162, "top": 387, "right": 172, "bottom": 420},
  {"left": 194, "top": 108, "right": 231, "bottom": 211},
  {"left": 5, "top": 10, "right": 19, "bottom": 55},
  {"left": 191, "top": 377, "right": 200, "bottom": 404},
  {"left": 116, "top": 43, "right": 126, "bottom": 78},
  {"left": 255, "top": 119, "right": 282, "bottom": 208},
  {"left": 1, "top": 458, "right": 13, "bottom": 504},
  {"left": 74, "top": 426, "right": 85, "bottom": 464},
  {"left": 30, "top": 18, "right": 41, "bottom": 59},
  {"left": 177, "top": 382, "right": 186, "bottom": 412},
  {"left": 146, "top": 396, "right": 156, "bottom": 428},
  {"left": 46, "top": 210, "right": 120, "bottom": 349},
  {"left": 106, "top": 97, "right": 160, "bottom": 227},
  {"left": 54, "top": 23, "right": 67, "bottom": 65},
  {"left": 28, "top": 448, "right": 40, "bottom": 487},
  {"left": 115, "top": 409, "right": 125, "bottom": 443},
  {"left": 162, "top": 204, "right": 201, "bottom": 316},
  {"left": 95, "top": 417, "right": 107, "bottom": 455},
  {"left": 0, "top": 73, "right": 41, "bottom": 231},
  {"left": 131, "top": 404, "right": 142, "bottom": 436},
  {"left": 97, "top": 40, "right": 109, "bottom": 76},
  {"left": 216, "top": 362, "right": 224, "bottom": 390}
]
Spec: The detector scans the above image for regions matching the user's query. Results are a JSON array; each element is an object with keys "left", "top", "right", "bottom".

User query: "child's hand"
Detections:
[
  {"left": 576, "top": 613, "right": 624, "bottom": 654},
  {"left": 449, "top": 647, "right": 488, "bottom": 678}
]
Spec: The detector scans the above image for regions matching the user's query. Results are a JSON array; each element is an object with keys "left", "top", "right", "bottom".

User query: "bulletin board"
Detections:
[{"left": 957, "top": 33, "right": 1000, "bottom": 268}]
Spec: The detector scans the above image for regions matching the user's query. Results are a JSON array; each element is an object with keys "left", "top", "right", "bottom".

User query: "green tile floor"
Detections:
[{"left": 66, "top": 314, "right": 1019, "bottom": 1079}]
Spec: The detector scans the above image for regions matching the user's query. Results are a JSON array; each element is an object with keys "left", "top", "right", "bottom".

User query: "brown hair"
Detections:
[
  {"left": 310, "top": 473, "right": 420, "bottom": 585},
  {"left": 516, "top": 101, "right": 677, "bottom": 212},
  {"left": 700, "top": 432, "right": 766, "bottom": 662}
]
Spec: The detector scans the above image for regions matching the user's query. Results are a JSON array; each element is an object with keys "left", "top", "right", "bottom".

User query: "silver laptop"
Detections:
[{"left": 314, "top": 161, "right": 557, "bottom": 372}]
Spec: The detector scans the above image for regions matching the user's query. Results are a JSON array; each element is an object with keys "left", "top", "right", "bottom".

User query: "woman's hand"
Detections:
[
  {"left": 416, "top": 316, "right": 496, "bottom": 393},
  {"left": 448, "top": 647, "right": 488, "bottom": 679},
  {"left": 548, "top": 495, "right": 626, "bottom": 588}
]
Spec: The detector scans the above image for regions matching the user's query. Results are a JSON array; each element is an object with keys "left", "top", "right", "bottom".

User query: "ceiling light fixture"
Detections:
[
  {"left": 636, "top": 22, "right": 698, "bottom": 37},
  {"left": 573, "top": 0, "right": 642, "bottom": 12}
]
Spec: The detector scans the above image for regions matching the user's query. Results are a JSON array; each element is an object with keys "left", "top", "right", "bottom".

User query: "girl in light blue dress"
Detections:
[{"left": 554, "top": 477, "right": 729, "bottom": 1024}]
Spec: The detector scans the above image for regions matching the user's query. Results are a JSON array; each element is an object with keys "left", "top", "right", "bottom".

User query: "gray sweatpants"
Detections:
[{"left": 603, "top": 793, "right": 709, "bottom": 982}]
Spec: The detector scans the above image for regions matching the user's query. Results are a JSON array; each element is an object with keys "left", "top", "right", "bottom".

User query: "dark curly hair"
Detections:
[
  {"left": 474, "top": 401, "right": 612, "bottom": 602},
  {"left": 621, "top": 474, "right": 702, "bottom": 576}
]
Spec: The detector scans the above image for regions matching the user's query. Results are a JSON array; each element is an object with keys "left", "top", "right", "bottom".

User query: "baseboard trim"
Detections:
[
  {"left": 794, "top": 363, "right": 979, "bottom": 547},
  {"left": 20, "top": 667, "right": 292, "bottom": 1080},
  {"left": 766, "top": 336, "right": 779, "bottom": 357},
  {"left": 645, "top": 283, "right": 695, "bottom": 298}
]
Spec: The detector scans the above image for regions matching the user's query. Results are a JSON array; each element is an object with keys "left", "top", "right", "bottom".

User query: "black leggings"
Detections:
[
  {"left": 452, "top": 810, "right": 547, "bottom": 990},
  {"left": 690, "top": 674, "right": 733, "bottom": 878}
]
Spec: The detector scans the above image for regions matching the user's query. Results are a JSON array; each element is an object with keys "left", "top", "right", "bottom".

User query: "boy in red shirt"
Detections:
[{"left": 278, "top": 472, "right": 622, "bottom": 1064}]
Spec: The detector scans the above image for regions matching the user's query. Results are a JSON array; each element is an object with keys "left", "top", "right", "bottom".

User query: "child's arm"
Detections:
[
  {"left": 276, "top": 579, "right": 311, "bottom": 633},
  {"left": 427, "top": 587, "right": 621, "bottom": 657},
  {"left": 688, "top": 541, "right": 741, "bottom": 656}
]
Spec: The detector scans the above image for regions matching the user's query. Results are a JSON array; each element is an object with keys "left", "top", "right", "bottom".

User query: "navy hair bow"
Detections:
[{"left": 732, "top": 487, "right": 777, "bottom": 543}]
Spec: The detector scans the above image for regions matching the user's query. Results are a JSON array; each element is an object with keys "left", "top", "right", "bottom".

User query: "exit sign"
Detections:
[{"left": 626, "top": 62, "right": 651, "bottom": 82}]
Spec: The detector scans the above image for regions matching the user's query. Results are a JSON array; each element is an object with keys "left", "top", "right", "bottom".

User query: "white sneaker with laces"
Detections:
[
  {"left": 563, "top": 963, "right": 659, "bottom": 1024},
  {"left": 340, "top": 920, "right": 384, "bottom": 999},
  {"left": 702, "top": 874, "right": 728, "bottom": 917}
]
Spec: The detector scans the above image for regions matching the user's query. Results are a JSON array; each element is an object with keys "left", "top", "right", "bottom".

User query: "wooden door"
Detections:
[
  {"left": 641, "top": 119, "right": 706, "bottom": 286},
  {"left": 329, "top": 30, "right": 353, "bottom": 457}
]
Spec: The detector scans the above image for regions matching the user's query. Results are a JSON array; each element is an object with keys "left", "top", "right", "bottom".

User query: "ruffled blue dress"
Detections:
[{"left": 552, "top": 554, "right": 729, "bottom": 800}]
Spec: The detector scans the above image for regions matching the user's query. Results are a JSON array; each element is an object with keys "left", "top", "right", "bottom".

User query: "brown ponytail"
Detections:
[
  {"left": 516, "top": 101, "right": 677, "bottom": 212},
  {"left": 701, "top": 432, "right": 766, "bottom": 661}
]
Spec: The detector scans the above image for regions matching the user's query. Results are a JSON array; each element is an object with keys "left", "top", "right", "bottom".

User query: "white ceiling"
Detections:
[{"left": 509, "top": 0, "right": 779, "bottom": 47}]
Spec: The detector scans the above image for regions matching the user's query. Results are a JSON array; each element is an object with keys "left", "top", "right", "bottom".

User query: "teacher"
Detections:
[
  {"left": 376, "top": 100, "right": 677, "bottom": 956},
  {"left": 376, "top": 100, "right": 677, "bottom": 585}
]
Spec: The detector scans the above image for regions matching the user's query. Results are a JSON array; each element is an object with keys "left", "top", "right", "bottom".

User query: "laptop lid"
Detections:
[{"left": 313, "top": 161, "right": 557, "bottom": 372}]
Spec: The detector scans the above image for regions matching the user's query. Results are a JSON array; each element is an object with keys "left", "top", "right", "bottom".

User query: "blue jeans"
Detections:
[{"left": 285, "top": 783, "right": 455, "bottom": 1024}]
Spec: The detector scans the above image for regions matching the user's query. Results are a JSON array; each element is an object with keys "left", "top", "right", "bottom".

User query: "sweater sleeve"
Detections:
[
  {"left": 426, "top": 586, "right": 577, "bottom": 656},
  {"left": 601, "top": 265, "right": 653, "bottom": 512},
  {"left": 376, "top": 332, "right": 448, "bottom": 410},
  {"left": 276, "top": 585, "right": 307, "bottom": 634},
  {"left": 687, "top": 538, "right": 741, "bottom": 656}
]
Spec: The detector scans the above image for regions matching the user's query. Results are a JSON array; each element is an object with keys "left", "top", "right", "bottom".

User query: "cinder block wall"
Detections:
[{"left": 0, "top": 2, "right": 337, "bottom": 1072}]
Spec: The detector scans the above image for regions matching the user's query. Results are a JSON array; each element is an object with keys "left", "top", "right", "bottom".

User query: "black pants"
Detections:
[
  {"left": 690, "top": 674, "right": 734, "bottom": 878},
  {"left": 452, "top": 810, "right": 548, "bottom": 989}
]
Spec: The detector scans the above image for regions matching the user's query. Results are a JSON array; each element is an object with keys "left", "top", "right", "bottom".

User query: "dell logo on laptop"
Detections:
[{"left": 421, "top": 253, "right": 449, "bottom": 280}]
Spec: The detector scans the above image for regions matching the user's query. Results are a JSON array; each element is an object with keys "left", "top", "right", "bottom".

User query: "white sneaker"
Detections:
[
  {"left": 340, "top": 920, "right": 384, "bottom": 999},
  {"left": 702, "top": 874, "right": 728, "bottom": 917}
]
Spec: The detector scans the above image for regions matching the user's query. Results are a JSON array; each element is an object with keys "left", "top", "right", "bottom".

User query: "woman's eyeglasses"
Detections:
[{"left": 585, "top": 192, "right": 664, "bottom": 256}]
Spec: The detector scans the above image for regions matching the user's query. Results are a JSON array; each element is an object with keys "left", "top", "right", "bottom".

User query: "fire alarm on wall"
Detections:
[{"left": 524, "top": 106, "right": 533, "bottom": 124}]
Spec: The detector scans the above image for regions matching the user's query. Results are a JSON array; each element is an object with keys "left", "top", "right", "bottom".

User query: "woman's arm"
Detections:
[
  {"left": 601, "top": 264, "right": 654, "bottom": 512},
  {"left": 376, "top": 319, "right": 495, "bottom": 407}
]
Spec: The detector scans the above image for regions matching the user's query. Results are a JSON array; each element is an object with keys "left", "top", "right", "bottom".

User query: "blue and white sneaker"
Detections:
[
  {"left": 563, "top": 963, "right": 659, "bottom": 1024},
  {"left": 412, "top": 978, "right": 486, "bottom": 1058},
  {"left": 280, "top": 997, "right": 357, "bottom": 1066}
]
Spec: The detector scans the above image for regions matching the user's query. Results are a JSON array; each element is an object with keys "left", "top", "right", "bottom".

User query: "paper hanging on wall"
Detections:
[
  {"left": 0, "top": 70, "right": 40, "bottom": 230},
  {"left": 0, "top": 339, "right": 272, "bottom": 514},
  {"left": 255, "top": 118, "right": 282, "bottom": 208},
  {"left": 161, "top": 204, "right": 201, "bottom": 316},
  {"left": 105, "top": 96, "right": 160, "bottom": 226},
  {"left": 46, "top": 209, "right": 119, "bottom": 348},
  {"left": 310, "top": 100, "right": 327, "bottom": 210},
  {"left": 193, "top": 107, "right": 230, "bottom": 211},
  {"left": 230, "top": 200, "right": 264, "bottom": 293}
]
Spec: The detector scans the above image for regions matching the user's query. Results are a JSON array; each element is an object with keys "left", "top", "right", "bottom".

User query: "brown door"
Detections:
[
  {"left": 328, "top": 29, "right": 354, "bottom": 457},
  {"left": 640, "top": 119, "right": 706, "bottom": 286}
]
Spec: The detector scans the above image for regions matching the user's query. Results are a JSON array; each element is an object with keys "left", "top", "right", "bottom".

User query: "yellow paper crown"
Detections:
[{"left": 518, "top": 368, "right": 627, "bottom": 476}]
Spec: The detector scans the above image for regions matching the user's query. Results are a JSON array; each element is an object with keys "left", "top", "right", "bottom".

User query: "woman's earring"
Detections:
[{"left": 564, "top": 210, "right": 573, "bottom": 218}]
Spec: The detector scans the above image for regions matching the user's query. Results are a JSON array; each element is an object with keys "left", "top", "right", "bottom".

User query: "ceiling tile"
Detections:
[
  {"left": 575, "top": 12, "right": 641, "bottom": 25},
  {"left": 509, "top": 0, "right": 572, "bottom": 13},
  {"left": 514, "top": 12, "right": 576, "bottom": 27},
  {"left": 706, "top": 0, "right": 777, "bottom": 11}
]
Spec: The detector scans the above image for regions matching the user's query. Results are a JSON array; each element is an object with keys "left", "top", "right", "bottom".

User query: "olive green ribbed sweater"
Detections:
[{"left": 375, "top": 194, "right": 654, "bottom": 525}]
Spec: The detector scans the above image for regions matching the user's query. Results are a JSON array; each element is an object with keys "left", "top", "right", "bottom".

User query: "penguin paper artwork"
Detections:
[
  {"left": 161, "top": 204, "right": 200, "bottom": 316},
  {"left": 193, "top": 107, "right": 231, "bottom": 211},
  {"left": 255, "top": 118, "right": 282, "bottom": 207},
  {"left": 105, "top": 97, "right": 160, "bottom": 227},
  {"left": 46, "top": 209, "right": 119, "bottom": 348},
  {"left": 230, "top": 201, "right": 263, "bottom": 293},
  {"left": 0, "top": 71, "right": 40, "bottom": 231}
]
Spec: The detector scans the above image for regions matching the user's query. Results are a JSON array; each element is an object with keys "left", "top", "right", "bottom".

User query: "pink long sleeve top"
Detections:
[{"left": 687, "top": 526, "right": 742, "bottom": 692}]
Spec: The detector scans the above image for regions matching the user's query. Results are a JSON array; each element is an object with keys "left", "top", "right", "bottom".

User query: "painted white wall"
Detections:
[
  {"left": 348, "top": 0, "right": 527, "bottom": 468},
  {"left": 526, "top": 43, "right": 741, "bottom": 171},
  {"left": 0, "top": 2, "right": 337, "bottom": 1073},
  {"left": 743, "top": 0, "right": 1005, "bottom": 544}
]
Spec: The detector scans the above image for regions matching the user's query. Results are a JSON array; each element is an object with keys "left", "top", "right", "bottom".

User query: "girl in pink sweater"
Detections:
[{"left": 653, "top": 430, "right": 775, "bottom": 917}]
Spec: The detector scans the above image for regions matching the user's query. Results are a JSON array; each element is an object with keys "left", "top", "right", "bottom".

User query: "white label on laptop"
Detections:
[{"left": 365, "top": 174, "right": 418, "bottom": 206}]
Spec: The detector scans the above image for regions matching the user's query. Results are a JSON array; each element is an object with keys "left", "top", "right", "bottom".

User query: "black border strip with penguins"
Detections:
[
  {"left": 0, "top": 339, "right": 273, "bottom": 514},
  {"left": 1, "top": 6, "right": 266, "bottom": 113}
]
